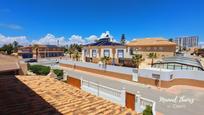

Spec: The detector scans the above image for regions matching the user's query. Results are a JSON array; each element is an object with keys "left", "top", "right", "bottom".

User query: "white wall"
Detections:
[{"left": 139, "top": 68, "right": 204, "bottom": 81}]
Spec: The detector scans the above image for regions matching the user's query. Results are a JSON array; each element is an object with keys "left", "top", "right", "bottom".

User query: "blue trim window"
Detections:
[
  {"left": 92, "top": 49, "right": 97, "bottom": 57},
  {"left": 104, "top": 49, "right": 110, "bottom": 57},
  {"left": 117, "top": 50, "right": 124, "bottom": 58}
]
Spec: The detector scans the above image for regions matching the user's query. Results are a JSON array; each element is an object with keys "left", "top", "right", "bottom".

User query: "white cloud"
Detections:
[
  {"left": 85, "top": 35, "right": 99, "bottom": 43},
  {"left": 100, "top": 31, "right": 114, "bottom": 39},
  {"left": 0, "top": 23, "right": 23, "bottom": 30},
  {"left": 68, "top": 35, "right": 85, "bottom": 45},
  {"left": 32, "top": 33, "right": 68, "bottom": 46},
  {"left": 100, "top": 31, "right": 116, "bottom": 42},
  {"left": 0, "top": 31, "right": 118, "bottom": 47},
  {"left": 0, "top": 33, "right": 29, "bottom": 46}
]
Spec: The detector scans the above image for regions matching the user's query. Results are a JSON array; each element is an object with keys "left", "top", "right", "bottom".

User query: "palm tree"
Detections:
[
  {"left": 73, "top": 51, "right": 81, "bottom": 61},
  {"left": 67, "top": 48, "right": 74, "bottom": 59},
  {"left": 32, "top": 44, "right": 39, "bottom": 60},
  {"left": 100, "top": 56, "right": 110, "bottom": 69},
  {"left": 132, "top": 54, "right": 143, "bottom": 68},
  {"left": 148, "top": 53, "right": 157, "bottom": 66},
  {"left": 13, "top": 41, "right": 19, "bottom": 53},
  {"left": 100, "top": 56, "right": 110, "bottom": 65}
]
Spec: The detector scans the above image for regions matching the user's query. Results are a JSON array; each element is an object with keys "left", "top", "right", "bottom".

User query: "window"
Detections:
[
  {"left": 92, "top": 49, "right": 97, "bottom": 57},
  {"left": 152, "top": 74, "right": 160, "bottom": 79},
  {"left": 117, "top": 50, "right": 124, "bottom": 58},
  {"left": 146, "top": 47, "right": 151, "bottom": 50},
  {"left": 174, "top": 64, "right": 182, "bottom": 70},
  {"left": 167, "top": 63, "right": 174, "bottom": 70},
  {"left": 104, "top": 50, "right": 110, "bottom": 57},
  {"left": 159, "top": 47, "right": 163, "bottom": 50},
  {"left": 129, "top": 48, "right": 133, "bottom": 55},
  {"left": 84, "top": 49, "right": 87, "bottom": 56}
]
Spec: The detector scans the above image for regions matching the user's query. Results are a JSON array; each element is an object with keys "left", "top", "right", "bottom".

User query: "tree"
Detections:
[
  {"left": 168, "top": 38, "right": 173, "bottom": 42},
  {"left": 100, "top": 56, "right": 111, "bottom": 65},
  {"left": 13, "top": 41, "right": 19, "bottom": 53},
  {"left": 120, "top": 34, "right": 126, "bottom": 45},
  {"left": 67, "top": 44, "right": 82, "bottom": 59},
  {"left": 132, "top": 54, "right": 143, "bottom": 68},
  {"left": 73, "top": 51, "right": 80, "bottom": 61},
  {"left": 148, "top": 53, "right": 157, "bottom": 66},
  {"left": 67, "top": 46, "right": 74, "bottom": 58},
  {"left": 32, "top": 44, "right": 39, "bottom": 60},
  {"left": 1, "top": 44, "right": 14, "bottom": 55}
]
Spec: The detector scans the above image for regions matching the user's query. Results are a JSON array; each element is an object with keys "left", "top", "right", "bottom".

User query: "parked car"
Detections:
[{"left": 25, "top": 59, "right": 37, "bottom": 63}]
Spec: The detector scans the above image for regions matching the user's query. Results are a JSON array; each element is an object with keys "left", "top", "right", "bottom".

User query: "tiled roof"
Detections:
[
  {"left": 127, "top": 38, "right": 176, "bottom": 46},
  {"left": 0, "top": 54, "right": 19, "bottom": 72},
  {"left": 0, "top": 76, "right": 137, "bottom": 115},
  {"left": 45, "top": 45, "right": 59, "bottom": 48}
]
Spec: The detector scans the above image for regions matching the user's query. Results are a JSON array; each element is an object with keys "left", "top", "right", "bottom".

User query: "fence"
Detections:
[
  {"left": 81, "top": 78, "right": 126, "bottom": 106},
  {"left": 135, "top": 94, "right": 156, "bottom": 115}
]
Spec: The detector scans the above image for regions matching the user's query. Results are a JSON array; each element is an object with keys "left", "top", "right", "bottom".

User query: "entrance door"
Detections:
[{"left": 126, "top": 92, "right": 135, "bottom": 110}]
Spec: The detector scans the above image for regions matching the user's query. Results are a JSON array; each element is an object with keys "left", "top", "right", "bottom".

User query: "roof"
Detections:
[
  {"left": 155, "top": 56, "right": 203, "bottom": 69},
  {"left": 19, "top": 45, "right": 61, "bottom": 49},
  {"left": 0, "top": 76, "right": 136, "bottom": 115},
  {"left": 84, "top": 38, "right": 124, "bottom": 47},
  {"left": 0, "top": 54, "right": 19, "bottom": 72},
  {"left": 127, "top": 38, "right": 176, "bottom": 46},
  {"left": 44, "top": 45, "right": 59, "bottom": 48}
]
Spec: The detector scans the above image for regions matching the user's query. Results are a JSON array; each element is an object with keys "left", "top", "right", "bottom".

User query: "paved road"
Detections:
[{"left": 61, "top": 67, "right": 204, "bottom": 115}]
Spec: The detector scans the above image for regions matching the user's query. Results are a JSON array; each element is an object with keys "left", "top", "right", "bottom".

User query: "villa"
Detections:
[
  {"left": 18, "top": 44, "right": 64, "bottom": 59},
  {"left": 126, "top": 38, "right": 176, "bottom": 58},
  {"left": 82, "top": 35, "right": 126, "bottom": 65},
  {"left": 82, "top": 37, "right": 176, "bottom": 67}
]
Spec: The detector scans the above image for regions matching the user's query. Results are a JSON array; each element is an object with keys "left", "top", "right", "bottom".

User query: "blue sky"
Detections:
[{"left": 0, "top": 0, "right": 204, "bottom": 45}]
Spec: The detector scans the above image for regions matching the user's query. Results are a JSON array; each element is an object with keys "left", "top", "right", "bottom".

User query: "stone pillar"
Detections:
[
  {"left": 121, "top": 87, "right": 126, "bottom": 107},
  {"left": 132, "top": 68, "right": 138, "bottom": 82}
]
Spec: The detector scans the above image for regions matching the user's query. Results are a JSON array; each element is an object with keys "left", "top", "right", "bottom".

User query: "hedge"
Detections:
[
  {"left": 53, "top": 69, "right": 64, "bottom": 80},
  {"left": 143, "top": 105, "right": 153, "bottom": 115},
  {"left": 29, "top": 64, "right": 50, "bottom": 75}
]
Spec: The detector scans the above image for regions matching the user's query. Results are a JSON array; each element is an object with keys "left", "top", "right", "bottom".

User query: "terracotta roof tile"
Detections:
[
  {"left": 0, "top": 76, "right": 137, "bottom": 115},
  {"left": 127, "top": 38, "right": 176, "bottom": 46}
]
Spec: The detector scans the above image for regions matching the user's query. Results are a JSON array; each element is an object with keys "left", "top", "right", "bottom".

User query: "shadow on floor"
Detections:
[{"left": 0, "top": 75, "right": 62, "bottom": 115}]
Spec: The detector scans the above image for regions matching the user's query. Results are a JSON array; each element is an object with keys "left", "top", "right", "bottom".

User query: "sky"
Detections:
[{"left": 0, "top": 0, "right": 204, "bottom": 46}]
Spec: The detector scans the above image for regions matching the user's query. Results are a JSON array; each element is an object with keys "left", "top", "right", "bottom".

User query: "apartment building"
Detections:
[
  {"left": 18, "top": 44, "right": 64, "bottom": 59},
  {"left": 175, "top": 36, "right": 199, "bottom": 50}
]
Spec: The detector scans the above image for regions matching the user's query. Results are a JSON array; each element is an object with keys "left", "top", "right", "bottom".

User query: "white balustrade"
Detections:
[
  {"left": 81, "top": 78, "right": 125, "bottom": 106},
  {"left": 135, "top": 94, "right": 156, "bottom": 115}
]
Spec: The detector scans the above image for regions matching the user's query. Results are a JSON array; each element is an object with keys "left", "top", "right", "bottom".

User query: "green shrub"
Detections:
[
  {"left": 53, "top": 69, "right": 64, "bottom": 80},
  {"left": 29, "top": 65, "right": 50, "bottom": 75},
  {"left": 143, "top": 105, "right": 153, "bottom": 115}
]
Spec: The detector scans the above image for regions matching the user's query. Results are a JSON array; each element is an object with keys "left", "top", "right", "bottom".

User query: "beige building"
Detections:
[
  {"left": 82, "top": 36, "right": 126, "bottom": 65},
  {"left": 126, "top": 38, "right": 176, "bottom": 58},
  {"left": 82, "top": 37, "right": 176, "bottom": 66},
  {"left": 18, "top": 44, "right": 64, "bottom": 59}
]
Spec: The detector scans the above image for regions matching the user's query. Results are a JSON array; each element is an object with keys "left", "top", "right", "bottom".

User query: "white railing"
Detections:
[
  {"left": 81, "top": 78, "right": 126, "bottom": 106},
  {"left": 135, "top": 94, "right": 156, "bottom": 115}
]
